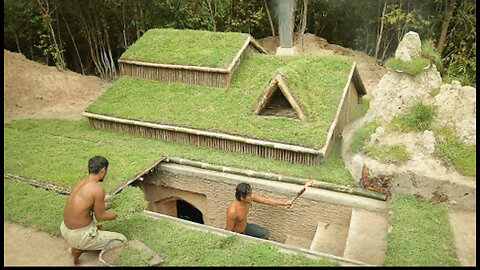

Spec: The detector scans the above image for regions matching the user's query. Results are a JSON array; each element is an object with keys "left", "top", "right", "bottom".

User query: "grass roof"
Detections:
[
  {"left": 4, "top": 119, "right": 354, "bottom": 193},
  {"left": 87, "top": 54, "right": 354, "bottom": 149},
  {"left": 119, "top": 28, "right": 249, "bottom": 68}
]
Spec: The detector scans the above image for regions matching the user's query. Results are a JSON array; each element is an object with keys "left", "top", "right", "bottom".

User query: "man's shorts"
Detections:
[
  {"left": 241, "top": 223, "right": 270, "bottom": 239},
  {"left": 60, "top": 221, "right": 127, "bottom": 251}
]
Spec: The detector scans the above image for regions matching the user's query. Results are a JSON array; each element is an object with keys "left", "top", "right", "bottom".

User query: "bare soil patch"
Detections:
[{"left": 4, "top": 49, "right": 110, "bottom": 122}]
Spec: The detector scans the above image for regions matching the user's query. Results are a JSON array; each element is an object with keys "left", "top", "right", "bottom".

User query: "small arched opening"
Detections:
[{"left": 177, "top": 199, "right": 204, "bottom": 224}]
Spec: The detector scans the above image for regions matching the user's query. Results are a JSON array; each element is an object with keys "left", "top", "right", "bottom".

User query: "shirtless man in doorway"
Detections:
[
  {"left": 225, "top": 182, "right": 293, "bottom": 239},
  {"left": 60, "top": 156, "right": 126, "bottom": 265}
]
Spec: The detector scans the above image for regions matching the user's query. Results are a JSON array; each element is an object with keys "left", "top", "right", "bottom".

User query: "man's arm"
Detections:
[
  {"left": 252, "top": 193, "right": 293, "bottom": 207},
  {"left": 93, "top": 187, "right": 117, "bottom": 221},
  {"left": 225, "top": 207, "right": 236, "bottom": 232}
]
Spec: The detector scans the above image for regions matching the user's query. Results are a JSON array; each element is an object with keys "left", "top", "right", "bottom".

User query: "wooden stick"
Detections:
[{"left": 288, "top": 179, "right": 314, "bottom": 208}]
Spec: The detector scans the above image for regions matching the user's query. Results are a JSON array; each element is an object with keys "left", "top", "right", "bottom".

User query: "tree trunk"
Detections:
[
  {"left": 122, "top": 2, "right": 128, "bottom": 49},
  {"left": 299, "top": 0, "right": 308, "bottom": 34},
  {"left": 361, "top": 13, "right": 369, "bottom": 53},
  {"left": 206, "top": 0, "right": 217, "bottom": 32},
  {"left": 60, "top": 9, "right": 85, "bottom": 75},
  {"left": 374, "top": 0, "right": 387, "bottom": 61},
  {"left": 264, "top": 0, "right": 275, "bottom": 37},
  {"left": 437, "top": 0, "right": 456, "bottom": 56},
  {"left": 13, "top": 30, "right": 22, "bottom": 54},
  {"left": 37, "top": 0, "right": 66, "bottom": 70}
]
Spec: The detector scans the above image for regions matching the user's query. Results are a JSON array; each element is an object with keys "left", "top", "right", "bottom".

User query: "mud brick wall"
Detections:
[{"left": 140, "top": 170, "right": 352, "bottom": 244}]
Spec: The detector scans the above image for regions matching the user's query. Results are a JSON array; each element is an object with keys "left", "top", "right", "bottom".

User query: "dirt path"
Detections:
[
  {"left": 447, "top": 210, "right": 477, "bottom": 266},
  {"left": 3, "top": 220, "right": 100, "bottom": 266}
]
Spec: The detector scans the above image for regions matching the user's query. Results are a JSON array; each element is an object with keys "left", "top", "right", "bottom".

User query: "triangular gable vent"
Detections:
[{"left": 253, "top": 74, "right": 307, "bottom": 121}]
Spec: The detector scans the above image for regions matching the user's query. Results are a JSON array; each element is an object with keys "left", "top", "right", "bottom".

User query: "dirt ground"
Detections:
[
  {"left": 2, "top": 34, "right": 475, "bottom": 266},
  {"left": 4, "top": 49, "right": 110, "bottom": 123},
  {"left": 3, "top": 220, "right": 100, "bottom": 266}
]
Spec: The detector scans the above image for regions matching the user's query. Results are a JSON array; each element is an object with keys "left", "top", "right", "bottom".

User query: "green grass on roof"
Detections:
[
  {"left": 4, "top": 119, "right": 354, "bottom": 191},
  {"left": 119, "top": 28, "right": 249, "bottom": 68},
  {"left": 88, "top": 54, "right": 353, "bottom": 148}
]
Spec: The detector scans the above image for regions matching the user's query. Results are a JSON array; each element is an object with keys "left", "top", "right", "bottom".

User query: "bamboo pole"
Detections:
[
  {"left": 165, "top": 157, "right": 387, "bottom": 201},
  {"left": 4, "top": 173, "right": 72, "bottom": 195}
]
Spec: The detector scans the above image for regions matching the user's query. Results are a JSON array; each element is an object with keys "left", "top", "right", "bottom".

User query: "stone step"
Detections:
[
  {"left": 284, "top": 234, "right": 312, "bottom": 250},
  {"left": 309, "top": 220, "right": 349, "bottom": 257},
  {"left": 343, "top": 208, "right": 388, "bottom": 265}
]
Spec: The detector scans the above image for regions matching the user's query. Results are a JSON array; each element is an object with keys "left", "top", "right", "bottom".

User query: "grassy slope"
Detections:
[
  {"left": 4, "top": 119, "right": 354, "bottom": 190},
  {"left": 119, "top": 28, "right": 248, "bottom": 68},
  {"left": 384, "top": 194, "right": 459, "bottom": 266},
  {"left": 4, "top": 180, "right": 339, "bottom": 266},
  {"left": 87, "top": 54, "right": 353, "bottom": 148}
]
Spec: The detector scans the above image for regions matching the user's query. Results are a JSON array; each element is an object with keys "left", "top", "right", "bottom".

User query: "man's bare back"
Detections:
[
  {"left": 63, "top": 179, "right": 104, "bottom": 230},
  {"left": 226, "top": 200, "right": 251, "bottom": 233}
]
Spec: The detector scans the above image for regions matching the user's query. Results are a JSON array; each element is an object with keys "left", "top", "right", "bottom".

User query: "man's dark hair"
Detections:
[
  {"left": 88, "top": 156, "right": 109, "bottom": 174},
  {"left": 235, "top": 182, "right": 252, "bottom": 201}
]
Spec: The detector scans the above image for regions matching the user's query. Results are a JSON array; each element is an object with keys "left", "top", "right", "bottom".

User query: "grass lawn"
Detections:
[
  {"left": 384, "top": 194, "right": 459, "bottom": 266},
  {"left": 119, "top": 28, "right": 249, "bottom": 68},
  {"left": 434, "top": 127, "right": 476, "bottom": 177},
  {"left": 87, "top": 54, "right": 354, "bottom": 149},
  {"left": 4, "top": 118, "right": 355, "bottom": 190},
  {"left": 4, "top": 180, "right": 339, "bottom": 266}
]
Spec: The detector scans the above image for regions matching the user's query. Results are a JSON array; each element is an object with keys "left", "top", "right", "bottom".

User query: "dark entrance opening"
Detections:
[
  {"left": 176, "top": 199, "right": 204, "bottom": 224},
  {"left": 260, "top": 86, "right": 298, "bottom": 119}
]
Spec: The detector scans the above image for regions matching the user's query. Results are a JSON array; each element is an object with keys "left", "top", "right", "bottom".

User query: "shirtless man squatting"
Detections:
[{"left": 60, "top": 156, "right": 127, "bottom": 265}]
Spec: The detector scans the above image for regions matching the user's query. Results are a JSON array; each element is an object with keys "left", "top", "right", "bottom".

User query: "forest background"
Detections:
[{"left": 3, "top": 0, "right": 476, "bottom": 86}]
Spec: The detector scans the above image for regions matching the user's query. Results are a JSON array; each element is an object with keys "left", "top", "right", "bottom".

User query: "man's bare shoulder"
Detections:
[
  {"left": 74, "top": 179, "right": 104, "bottom": 197},
  {"left": 226, "top": 201, "right": 239, "bottom": 216}
]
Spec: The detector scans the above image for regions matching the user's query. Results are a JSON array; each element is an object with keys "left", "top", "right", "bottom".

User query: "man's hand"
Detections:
[{"left": 285, "top": 198, "right": 294, "bottom": 207}]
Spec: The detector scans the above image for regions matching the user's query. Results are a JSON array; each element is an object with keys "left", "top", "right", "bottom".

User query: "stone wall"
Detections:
[{"left": 139, "top": 166, "right": 353, "bottom": 245}]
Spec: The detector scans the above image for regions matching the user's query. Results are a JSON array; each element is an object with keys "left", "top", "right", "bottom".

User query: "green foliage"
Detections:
[
  {"left": 421, "top": 40, "right": 443, "bottom": 72},
  {"left": 384, "top": 194, "right": 460, "bottom": 266},
  {"left": 389, "top": 101, "right": 436, "bottom": 132},
  {"left": 442, "top": 1, "right": 476, "bottom": 87},
  {"left": 88, "top": 54, "right": 353, "bottom": 148},
  {"left": 3, "top": 0, "right": 476, "bottom": 85},
  {"left": 433, "top": 127, "right": 476, "bottom": 177},
  {"left": 4, "top": 118, "right": 354, "bottom": 188},
  {"left": 120, "top": 28, "right": 249, "bottom": 68},
  {"left": 384, "top": 57, "right": 431, "bottom": 76},
  {"left": 364, "top": 144, "right": 410, "bottom": 164},
  {"left": 349, "top": 121, "right": 379, "bottom": 153},
  {"left": 4, "top": 180, "right": 339, "bottom": 266}
]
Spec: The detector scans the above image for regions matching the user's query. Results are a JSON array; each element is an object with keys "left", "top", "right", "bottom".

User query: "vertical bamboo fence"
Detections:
[{"left": 83, "top": 112, "right": 323, "bottom": 166}]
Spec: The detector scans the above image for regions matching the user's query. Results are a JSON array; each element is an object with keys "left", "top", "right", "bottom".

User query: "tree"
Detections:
[
  {"left": 436, "top": 0, "right": 456, "bottom": 56},
  {"left": 36, "top": 0, "right": 66, "bottom": 70}
]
